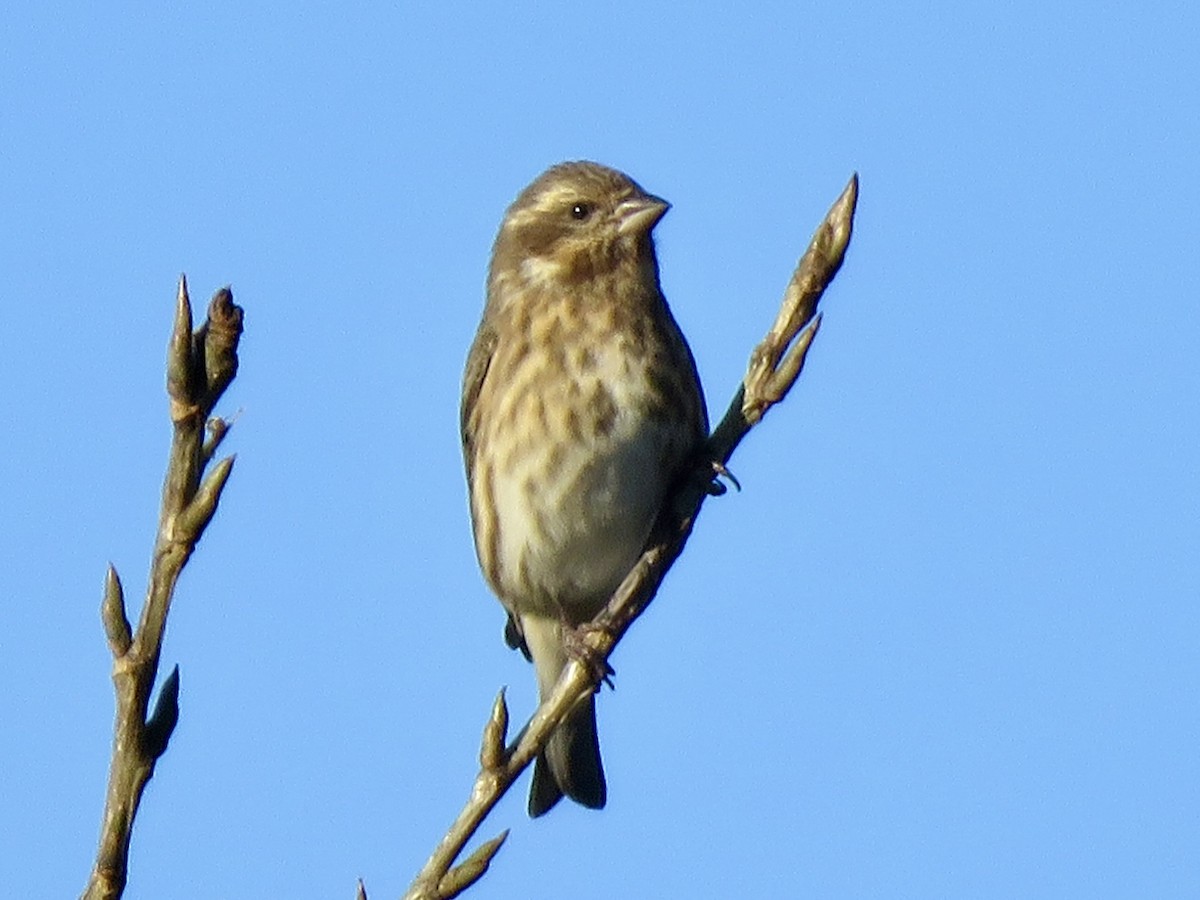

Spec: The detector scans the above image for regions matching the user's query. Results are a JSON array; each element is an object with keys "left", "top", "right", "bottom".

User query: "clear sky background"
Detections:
[{"left": 2, "top": 3, "right": 1196, "bottom": 898}]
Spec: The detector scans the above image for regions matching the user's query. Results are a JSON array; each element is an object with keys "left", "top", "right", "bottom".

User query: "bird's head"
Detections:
[{"left": 490, "top": 161, "right": 669, "bottom": 293}]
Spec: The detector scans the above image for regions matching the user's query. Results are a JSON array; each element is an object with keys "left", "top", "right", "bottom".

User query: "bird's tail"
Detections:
[{"left": 529, "top": 693, "right": 606, "bottom": 816}]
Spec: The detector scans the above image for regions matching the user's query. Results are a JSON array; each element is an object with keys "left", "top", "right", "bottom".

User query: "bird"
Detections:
[{"left": 461, "top": 161, "right": 709, "bottom": 816}]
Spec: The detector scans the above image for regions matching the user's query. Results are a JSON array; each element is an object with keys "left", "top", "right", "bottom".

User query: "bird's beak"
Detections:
[{"left": 617, "top": 195, "right": 670, "bottom": 235}]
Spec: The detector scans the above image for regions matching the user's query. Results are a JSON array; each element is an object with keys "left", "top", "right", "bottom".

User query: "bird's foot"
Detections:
[
  {"left": 703, "top": 459, "right": 741, "bottom": 496},
  {"left": 563, "top": 622, "right": 616, "bottom": 691}
]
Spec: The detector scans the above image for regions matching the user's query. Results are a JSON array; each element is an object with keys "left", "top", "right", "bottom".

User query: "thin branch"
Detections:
[
  {"left": 400, "top": 173, "right": 859, "bottom": 900},
  {"left": 81, "top": 277, "right": 244, "bottom": 900}
]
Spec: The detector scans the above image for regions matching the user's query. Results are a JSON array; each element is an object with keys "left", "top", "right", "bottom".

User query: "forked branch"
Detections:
[
  {"left": 400, "top": 173, "right": 859, "bottom": 900},
  {"left": 81, "top": 277, "right": 243, "bottom": 900}
]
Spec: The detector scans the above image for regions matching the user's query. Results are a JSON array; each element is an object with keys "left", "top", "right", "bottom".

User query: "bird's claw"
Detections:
[
  {"left": 704, "top": 460, "right": 740, "bottom": 495},
  {"left": 564, "top": 623, "right": 616, "bottom": 691}
]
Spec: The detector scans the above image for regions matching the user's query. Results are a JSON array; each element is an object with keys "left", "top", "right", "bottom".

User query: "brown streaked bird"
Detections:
[{"left": 461, "top": 161, "right": 708, "bottom": 816}]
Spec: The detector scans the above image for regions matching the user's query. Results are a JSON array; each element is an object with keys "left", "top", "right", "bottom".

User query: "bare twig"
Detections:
[
  {"left": 400, "top": 174, "right": 859, "bottom": 900},
  {"left": 81, "top": 277, "right": 244, "bottom": 900}
]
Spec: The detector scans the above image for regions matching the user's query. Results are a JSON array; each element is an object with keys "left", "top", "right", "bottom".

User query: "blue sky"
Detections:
[{"left": 2, "top": 3, "right": 1197, "bottom": 898}]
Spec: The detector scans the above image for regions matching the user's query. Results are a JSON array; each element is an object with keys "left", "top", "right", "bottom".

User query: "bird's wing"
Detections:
[
  {"left": 459, "top": 320, "right": 497, "bottom": 474},
  {"left": 461, "top": 321, "right": 531, "bottom": 654}
]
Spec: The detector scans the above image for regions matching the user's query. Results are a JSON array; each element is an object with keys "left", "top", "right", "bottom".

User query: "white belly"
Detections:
[{"left": 485, "top": 345, "right": 671, "bottom": 618}]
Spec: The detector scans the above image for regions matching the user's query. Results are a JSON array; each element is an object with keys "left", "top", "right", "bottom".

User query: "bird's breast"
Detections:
[{"left": 471, "top": 298, "right": 681, "bottom": 619}]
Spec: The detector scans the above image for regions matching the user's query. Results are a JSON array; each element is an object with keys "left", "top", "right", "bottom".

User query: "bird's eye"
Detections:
[{"left": 570, "top": 202, "right": 593, "bottom": 221}]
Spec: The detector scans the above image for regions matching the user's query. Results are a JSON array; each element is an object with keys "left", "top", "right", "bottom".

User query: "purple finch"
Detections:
[{"left": 461, "top": 161, "right": 708, "bottom": 816}]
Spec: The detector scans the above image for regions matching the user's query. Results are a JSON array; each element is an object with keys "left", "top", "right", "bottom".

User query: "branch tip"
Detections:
[
  {"left": 438, "top": 831, "right": 510, "bottom": 899},
  {"left": 168, "top": 276, "right": 195, "bottom": 403},
  {"left": 480, "top": 688, "right": 509, "bottom": 770},
  {"left": 736, "top": 173, "right": 857, "bottom": 430},
  {"left": 207, "top": 285, "right": 239, "bottom": 322},
  {"left": 841, "top": 172, "right": 859, "bottom": 221},
  {"left": 806, "top": 171, "right": 858, "bottom": 281},
  {"left": 176, "top": 455, "right": 236, "bottom": 539},
  {"left": 101, "top": 565, "right": 132, "bottom": 657},
  {"left": 202, "top": 287, "right": 244, "bottom": 407}
]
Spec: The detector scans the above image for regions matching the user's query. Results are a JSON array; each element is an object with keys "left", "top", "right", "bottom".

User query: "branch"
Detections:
[
  {"left": 400, "top": 173, "right": 859, "bottom": 900},
  {"left": 81, "top": 277, "right": 244, "bottom": 900}
]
